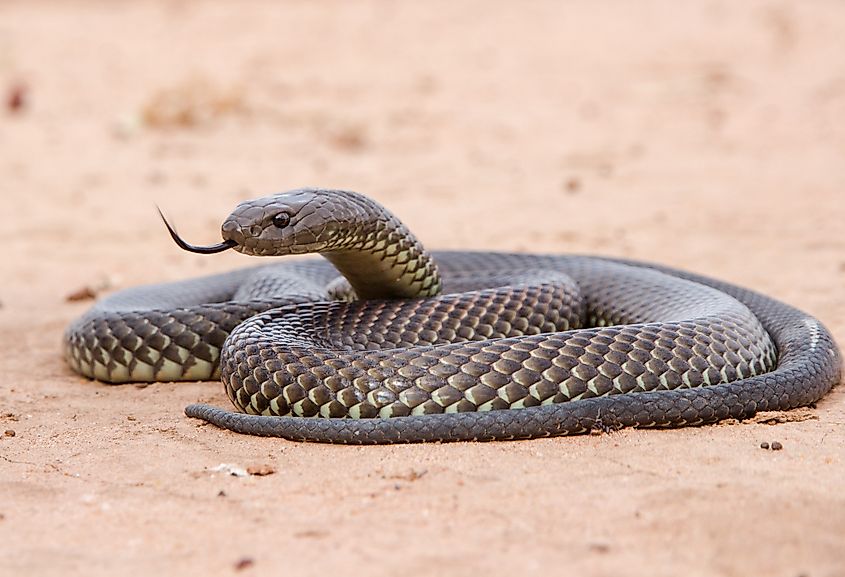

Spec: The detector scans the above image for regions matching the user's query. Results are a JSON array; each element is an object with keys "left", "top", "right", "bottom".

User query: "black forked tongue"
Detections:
[{"left": 156, "top": 207, "right": 236, "bottom": 254}]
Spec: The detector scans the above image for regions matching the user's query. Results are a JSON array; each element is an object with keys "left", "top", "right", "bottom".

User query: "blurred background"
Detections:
[{"left": 3, "top": 2, "right": 843, "bottom": 290}]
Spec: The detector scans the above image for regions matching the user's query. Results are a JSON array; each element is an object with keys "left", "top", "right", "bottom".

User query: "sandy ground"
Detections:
[{"left": 1, "top": 1, "right": 844, "bottom": 576}]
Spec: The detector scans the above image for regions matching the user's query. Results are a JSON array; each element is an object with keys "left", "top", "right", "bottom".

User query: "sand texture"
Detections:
[{"left": 1, "top": 1, "right": 843, "bottom": 576}]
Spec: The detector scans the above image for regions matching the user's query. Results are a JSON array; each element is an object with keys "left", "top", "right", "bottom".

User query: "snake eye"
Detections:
[{"left": 272, "top": 212, "right": 291, "bottom": 228}]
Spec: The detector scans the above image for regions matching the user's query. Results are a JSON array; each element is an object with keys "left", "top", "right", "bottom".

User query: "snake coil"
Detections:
[{"left": 65, "top": 189, "right": 841, "bottom": 443}]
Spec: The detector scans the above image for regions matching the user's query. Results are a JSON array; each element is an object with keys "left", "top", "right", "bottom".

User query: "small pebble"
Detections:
[
  {"left": 112, "top": 114, "right": 140, "bottom": 140},
  {"left": 771, "top": 441, "right": 783, "bottom": 451},
  {"left": 6, "top": 83, "right": 27, "bottom": 113},
  {"left": 330, "top": 126, "right": 366, "bottom": 151},
  {"left": 211, "top": 463, "right": 248, "bottom": 477},
  {"left": 66, "top": 286, "right": 98, "bottom": 302},
  {"left": 3, "top": 430, "right": 14, "bottom": 438},
  {"left": 246, "top": 464, "right": 275, "bottom": 477},
  {"left": 760, "top": 442, "right": 769, "bottom": 449},
  {"left": 234, "top": 557, "right": 254, "bottom": 571}
]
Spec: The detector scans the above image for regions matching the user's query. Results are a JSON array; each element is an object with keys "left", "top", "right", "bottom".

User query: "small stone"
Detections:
[
  {"left": 246, "top": 464, "right": 275, "bottom": 476},
  {"left": 6, "top": 83, "right": 27, "bottom": 113},
  {"left": 760, "top": 442, "right": 769, "bottom": 449},
  {"left": 3, "top": 430, "right": 14, "bottom": 437},
  {"left": 771, "top": 441, "right": 783, "bottom": 451},
  {"left": 234, "top": 557, "right": 254, "bottom": 571},
  {"left": 217, "top": 490, "right": 226, "bottom": 498},
  {"left": 211, "top": 463, "right": 248, "bottom": 477},
  {"left": 66, "top": 286, "right": 98, "bottom": 302},
  {"left": 330, "top": 126, "right": 366, "bottom": 151},
  {"left": 112, "top": 114, "right": 140, "bottom": 140},
  {"left": 564, "top": 177, "right": 581, "bottom": 194}
]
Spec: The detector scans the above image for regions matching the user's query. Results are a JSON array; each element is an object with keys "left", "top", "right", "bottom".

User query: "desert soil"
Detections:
[{"left": 1, "top": 1, "right": 843, "bottom": 576}]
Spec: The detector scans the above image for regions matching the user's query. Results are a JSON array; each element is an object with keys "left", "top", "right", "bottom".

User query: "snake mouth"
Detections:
[{"left": 157, "top": 207, "right": 237, "bottom": 254}]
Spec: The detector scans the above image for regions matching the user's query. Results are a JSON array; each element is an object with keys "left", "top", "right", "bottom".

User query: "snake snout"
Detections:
[{"left": 221, "top": 219, "right": 246, "bottom": 244}]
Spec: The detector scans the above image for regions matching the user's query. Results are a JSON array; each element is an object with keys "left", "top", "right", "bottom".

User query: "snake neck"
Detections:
[{"left": 323, "top": 198, "right": 441, "bottom": 300}]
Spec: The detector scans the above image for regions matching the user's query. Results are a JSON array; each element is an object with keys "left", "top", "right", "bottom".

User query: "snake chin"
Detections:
[{"left": 231, "top": 239, "right": 331, "bottom": 257}]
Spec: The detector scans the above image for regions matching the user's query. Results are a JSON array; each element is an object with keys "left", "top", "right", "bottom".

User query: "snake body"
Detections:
[{"left": 64, "top": 189, "right": 841, "bottom": 443}]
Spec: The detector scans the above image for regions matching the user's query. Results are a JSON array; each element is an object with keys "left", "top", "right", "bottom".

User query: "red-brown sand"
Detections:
[{"left": 1, "top": 2, "right": 843, "bottom": 576}]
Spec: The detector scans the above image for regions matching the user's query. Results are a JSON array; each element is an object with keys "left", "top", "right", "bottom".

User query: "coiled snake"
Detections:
[{"left": 64, "top": 189, "right": 841, "bottom": 443}]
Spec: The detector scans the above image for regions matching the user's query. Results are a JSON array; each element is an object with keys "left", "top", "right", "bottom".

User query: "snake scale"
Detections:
[{"left": 64, "top": 189, "right": 841, "bottom": 443}]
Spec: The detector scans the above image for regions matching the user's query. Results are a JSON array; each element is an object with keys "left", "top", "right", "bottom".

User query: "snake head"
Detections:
[
  {"left": 161, "top": 187, "right": 404, "bottom": 262},
  {"left": 161, "top": 186, "right": 440, "bottom": 299},
  {"left": 218, "top": 188, "right": 373, "bottom": 257}
]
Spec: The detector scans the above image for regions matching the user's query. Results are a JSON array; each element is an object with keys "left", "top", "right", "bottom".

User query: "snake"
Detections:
[{"left": 64, "top": 188, "right": 841, "bottom": 444}]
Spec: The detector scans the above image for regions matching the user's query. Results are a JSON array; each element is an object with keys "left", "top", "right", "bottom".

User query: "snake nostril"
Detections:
[{"left": 221, "top": 219, "right": 243, "bottom": 240}]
